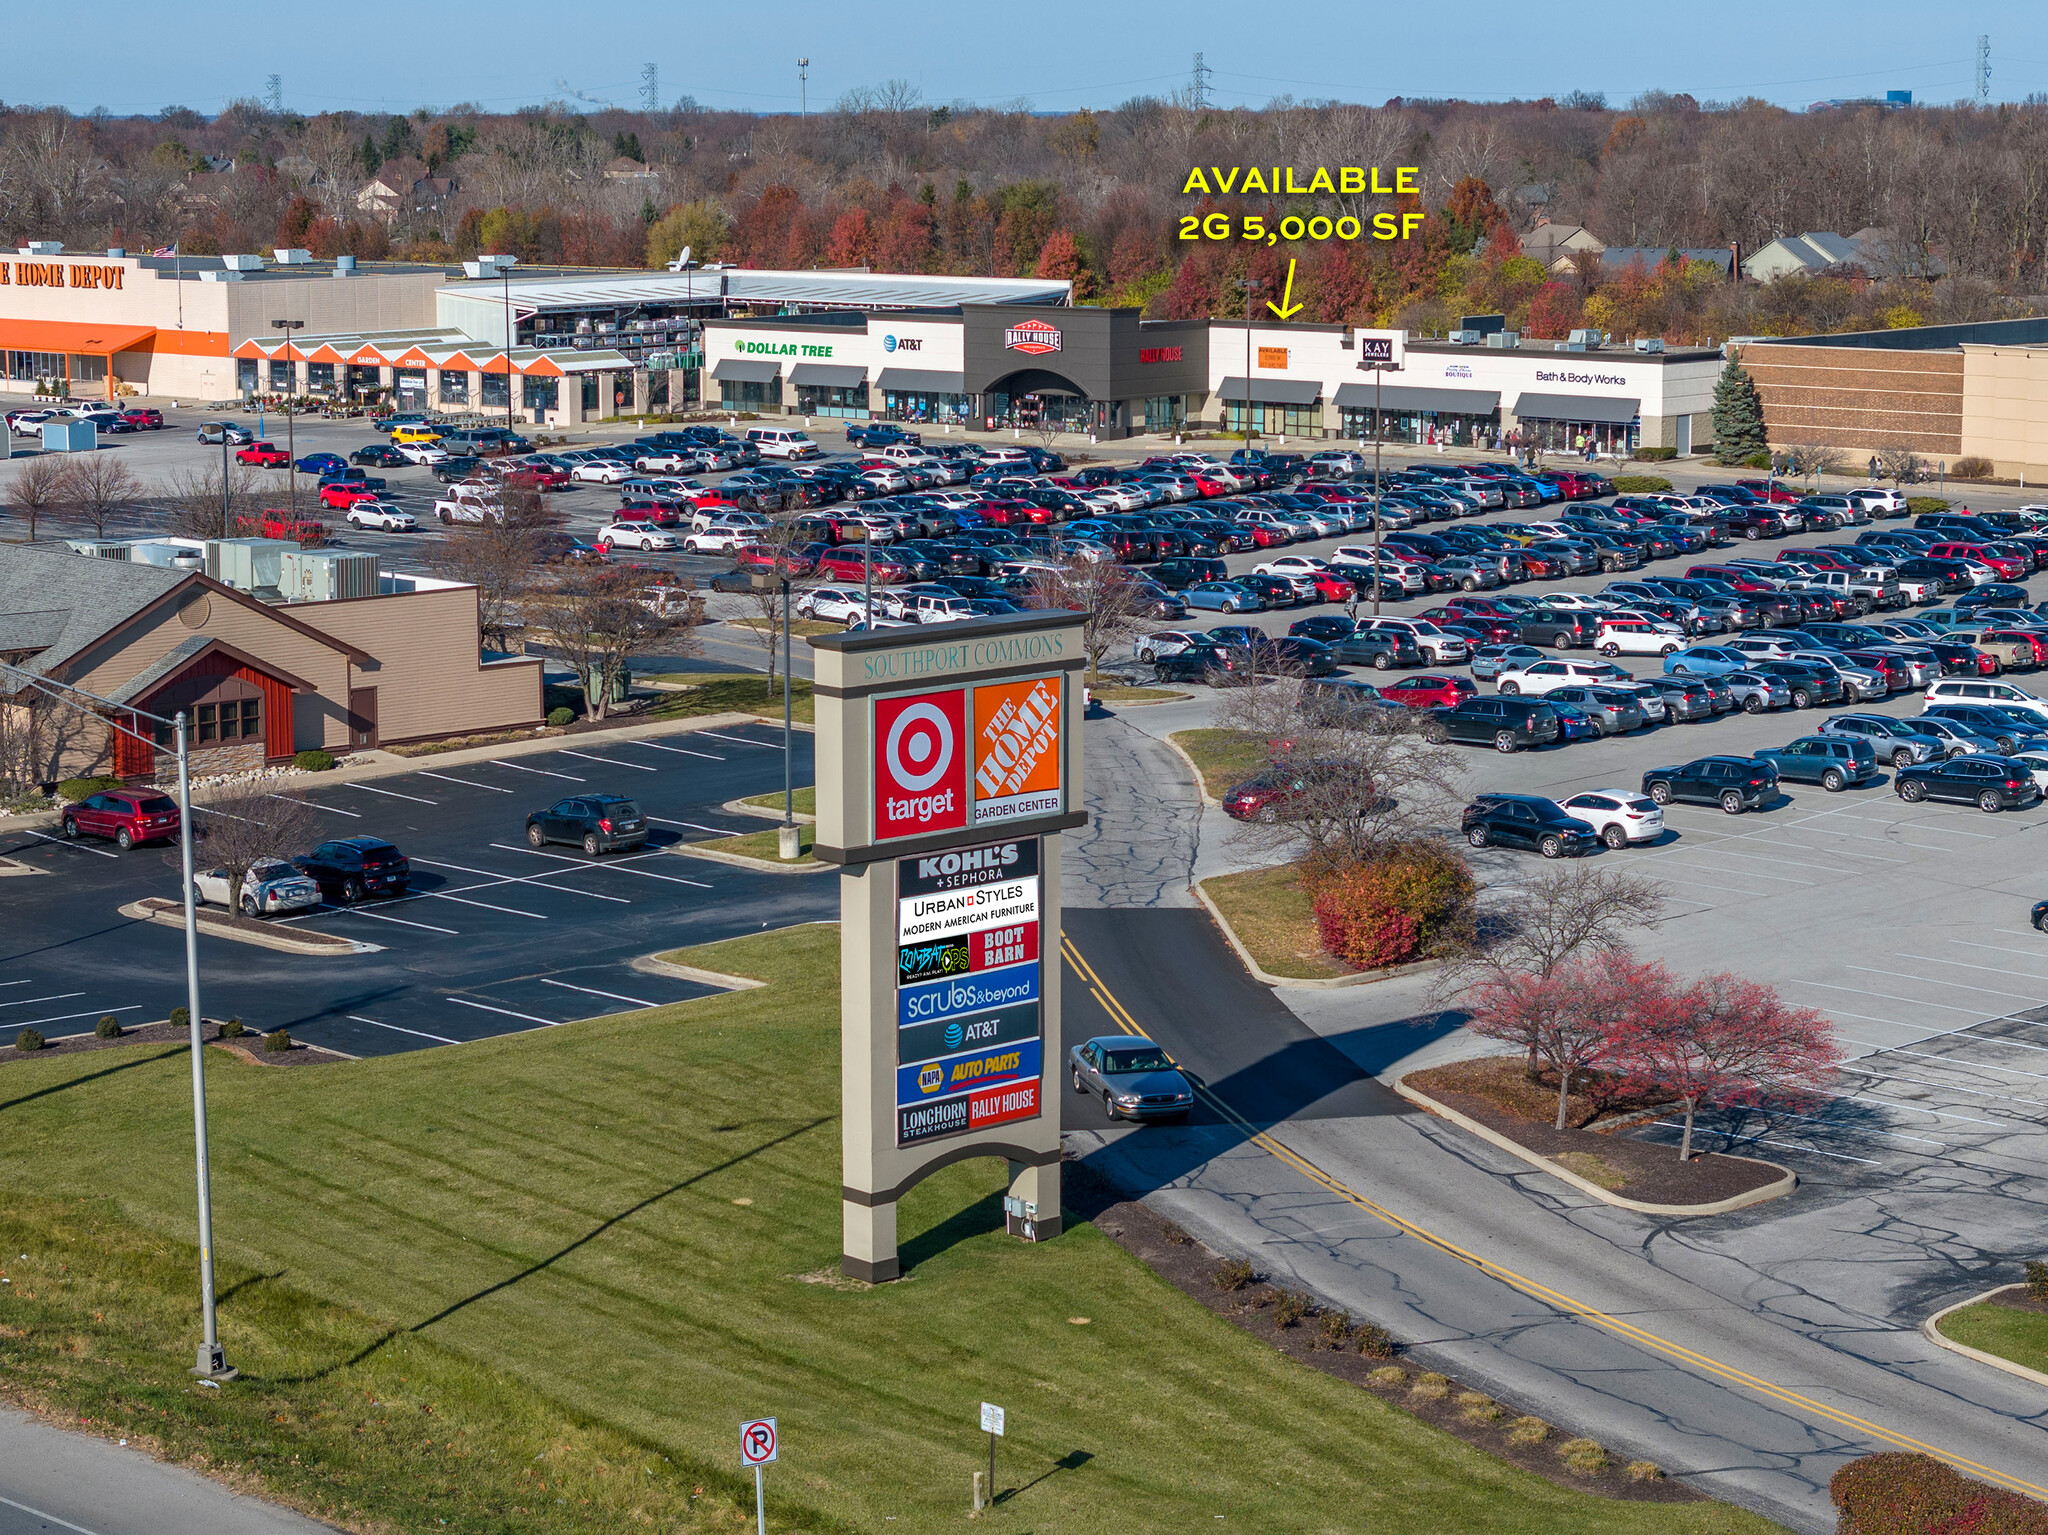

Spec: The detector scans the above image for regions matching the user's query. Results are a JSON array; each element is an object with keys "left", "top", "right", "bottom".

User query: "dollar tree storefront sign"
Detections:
[{"left": 734, "top": 338, "right": 835, "bottom": 358}]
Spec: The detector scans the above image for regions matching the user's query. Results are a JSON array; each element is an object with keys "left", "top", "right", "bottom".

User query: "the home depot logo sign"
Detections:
[{"left": 973, "top": 676, "right": 1062, "bottom": 825}]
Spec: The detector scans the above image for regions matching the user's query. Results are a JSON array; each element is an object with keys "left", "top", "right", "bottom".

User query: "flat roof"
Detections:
[
  {"left": 443, "top": 267, "right": 1072, "bottom": 313},
  {"left": 1405, "top": 340, "right": 1721, "bottom": 363}
]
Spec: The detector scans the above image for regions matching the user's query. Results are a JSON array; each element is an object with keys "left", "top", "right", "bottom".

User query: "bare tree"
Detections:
[
  {"left": 156, "top": 462, "right": 268, "bottom": 543},
  {"left": 56, "top": 454, "right": 139, "bottom": 539},
  {"left": 5, "top": 456, "right": 66, "bottom": 542},
  {"left": 521, "top": 566, "right": 698, "bottom": 720},
  {"left": 1784, "top": 442, "right": 1846, "bottom": 484},
  {"left": 430, "top": 486, "right": 563, "bottom": 651},
  {"left": 180, "top": 789, "right": 323, "bottom": 923},
  {"left": 1875, "top": 442, "right": 1922, "bottom": 485},
  {"left": 1027, "top": 552, "right": 1153, "bottom": 680}
]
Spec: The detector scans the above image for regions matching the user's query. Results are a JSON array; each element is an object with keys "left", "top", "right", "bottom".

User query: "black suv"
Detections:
[
  {"left": 1328, "top": 628, "right": 1424, "bottom": 670},
  {"left": 1152, "top": 556, "right": 1230, "bottom": 590},
  {"left": 526, "top": 794, "right": 649, "bottom": 854},
  {"left": 1641, "top": 756, "right": 1778, "bottom": 814},
  {"left": 1748, "top": 660, "right": 1848, "bottom": 710},
  {"left": 294, "top": 837, "right": 410, "bottom": 902},
  {"left": 1461, "top": 794, "right": 1599, "bottom": 858},
  {"left": 1894, "top": 754, "right": 2042, "bottom": 812},
  {"left": 1518, "top": 609, "right": 1601, "bottom": 650},
  {"left": 1422, "top": 696, "right": 1562, "bottom": 753}
]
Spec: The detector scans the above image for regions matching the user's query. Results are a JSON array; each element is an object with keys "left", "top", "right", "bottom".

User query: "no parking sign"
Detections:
[{"left": 740, "top": 1417, "right": 778, "bottom": 1465}]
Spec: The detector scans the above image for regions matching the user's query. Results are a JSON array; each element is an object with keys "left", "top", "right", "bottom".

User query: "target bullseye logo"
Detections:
[{"left": 874, "top": 689, "right": 968, "bottom": 840}]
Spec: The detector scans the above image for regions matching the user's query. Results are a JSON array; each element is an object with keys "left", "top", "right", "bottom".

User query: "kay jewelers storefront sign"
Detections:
[{"left": 807, "top": 612, "right": 1085, "bottom": 1283}]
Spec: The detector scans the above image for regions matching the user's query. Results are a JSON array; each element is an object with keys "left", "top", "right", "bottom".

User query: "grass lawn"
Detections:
[
  {"left": 693, "top": 823, "right": 817, "bottom": 864},
  {"left": 1168, "top": 728, "right": 1267, "bottom": 800},
  {"left": 742, "top": 785, "right": 816, "bottom": 817},
  {"left": 0, "top": 928, "right": 1782, "bottom": 1535},
  {"left": 644, "top": 673, "right": 815, "bottom": 725},
  {"left": 1936, "top": 1295, "right": 2048, "bottom": 1375},
  {"left": 725, "top": 617, "right": 843, "bottom": 638},
  {"left": 1198, "top": 861, "right": 1358, "bottom": 980}
]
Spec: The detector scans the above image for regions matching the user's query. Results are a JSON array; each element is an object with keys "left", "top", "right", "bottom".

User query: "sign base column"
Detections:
[
  {"left": 842, "top": 1196, "right": 899, "bottom": 1283},
  {"left": 1003, "top": 1159, "right": 1062, "bottom": 1242}
]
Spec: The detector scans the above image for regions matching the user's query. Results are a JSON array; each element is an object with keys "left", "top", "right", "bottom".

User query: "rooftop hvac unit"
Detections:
[
  {"left": 279, "top": 549, "right": 379, "bottom": 603},
  {"left": 1484, "top": 331, "right": 1520, "bottom": 349},
  {"left": 1447, "top": 329, "right": 1482, "bottom": 345},
  {"left": 273, "top": 247, "right": 313, "bottom": 264},
  {"left": 20, "top": 241, "right": 60, "bottom": 256},
  {"left": 1634, "top": 337, "right": 1667, "bottom": 353},
  {"left": 124, "top": 540, "right": 205, "bottom": 569},
  {"left": 65, "top": 539, "right": 132, "bottom": 560},
  {"left": 205, "top": 537, "right": 295, "bottom": 591},
  {"left": 1567, "top": 328, "right": 1606, "bottom": 346},
  {"left": 222, "top": 253, "right": 265, "bottom": 271}
]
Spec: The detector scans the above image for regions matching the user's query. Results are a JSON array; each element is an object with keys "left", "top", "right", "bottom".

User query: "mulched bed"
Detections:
[
  {"left": 1407, "top": 1060, "right": 1785, "bottom": 1207},
  {"left": 1064, "top": 1158, "right": 1702, "bottom": 1504},
  {"left": 1410, "top": 1055, "right": 1665, "bottom": 1130},
  {"left": 1, "top": 1019, "right": 343, "bottom": 1070},
  {"left": 1985, "top": 1285, "right": 2048, "bottom": 1317},
  {"left": 132, "top": 897, "right": 360, "bottom": 952}
]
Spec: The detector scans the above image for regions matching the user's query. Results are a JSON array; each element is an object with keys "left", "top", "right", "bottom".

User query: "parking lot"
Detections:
[{"left": 0, "top": 720, "right": 827, "bottom": 1057}]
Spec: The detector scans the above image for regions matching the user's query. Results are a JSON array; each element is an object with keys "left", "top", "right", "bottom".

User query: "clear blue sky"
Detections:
[{"left": 13, "top": 2, "right": 2039, "bottom": 116}]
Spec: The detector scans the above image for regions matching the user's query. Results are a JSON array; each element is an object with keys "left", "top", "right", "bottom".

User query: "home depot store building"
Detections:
[{"left": 1739, "top": 316, "right": 2048, "bottom": 481}]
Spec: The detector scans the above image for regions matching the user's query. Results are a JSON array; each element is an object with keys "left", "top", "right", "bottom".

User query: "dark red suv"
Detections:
[
  {"left": 1379, "top": 674, "right": 1479, "bottom": 710},
  {"left": 62, "top": 788, "right": 182, "bottom": 850}
]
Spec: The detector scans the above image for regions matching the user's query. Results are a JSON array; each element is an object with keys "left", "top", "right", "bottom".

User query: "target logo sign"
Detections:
[{"left": 874, "top": 688, "right": 968, "bottom": 840}]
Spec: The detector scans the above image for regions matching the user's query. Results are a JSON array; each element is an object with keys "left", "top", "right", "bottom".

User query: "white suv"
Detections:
[
  {"left": 1356, "top": 617, "right": 1469, "bottom": 664},
  {"left": 1595, "top": 616, "right": 1685, "bottom": 657},
  {"left": 744, "top": 427, "right": 821, "bottom": 459},
  {"left": 1560, "top": 789, "right": 1665, "bottom": 849},
  {"left": 1924, "top": 678, "right": 2048, "bottom": 726},
  {"left": 1496, "top": 658, "right": 1629, "bottom": 695}
]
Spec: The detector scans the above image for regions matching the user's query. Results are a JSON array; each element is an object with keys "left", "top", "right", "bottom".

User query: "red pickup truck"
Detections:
[{"left": 235, "top": 441, "right": 290, "bottom": 467}]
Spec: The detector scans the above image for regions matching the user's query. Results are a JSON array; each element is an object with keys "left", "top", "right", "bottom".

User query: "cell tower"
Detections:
[
  {"left": 642, "top": 62, "right": 659, "bottom": 115},
  {"left": 1976, "top": 35, "right": 1991, "bottom": 103},
  {"left": 1191, "top": 52, "right": 1212, "bottom": 111},
  {"left": 266, "top": 73, "right": 282, "bottom": 114}
]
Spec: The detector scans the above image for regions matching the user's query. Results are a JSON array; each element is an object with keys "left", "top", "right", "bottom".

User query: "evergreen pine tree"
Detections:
[{"left": 1710, "top": 356, "right": 1767, "bottom": 465}]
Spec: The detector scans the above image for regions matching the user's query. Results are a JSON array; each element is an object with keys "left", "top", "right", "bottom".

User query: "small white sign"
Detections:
[
  {"left": 980, "top": 1402, "right": 1005, "bottom": 1436},
  {"left": 740, "top": 1417, "right": 778, "bottom": 1465}
]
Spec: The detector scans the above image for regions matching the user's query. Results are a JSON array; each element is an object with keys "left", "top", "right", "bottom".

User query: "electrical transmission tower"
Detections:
[
  {"left": 642, "top": 62, "right": 659, "bottom": 114},
  {"left": 266, "top": 74, "right": 282, "bottom": 114},
  {"left": 1977, "top": 35, "right": 1991, "bottom": 103},
  {"left": 1191, "top": 52, "right": 1211, "bottom": 110}
]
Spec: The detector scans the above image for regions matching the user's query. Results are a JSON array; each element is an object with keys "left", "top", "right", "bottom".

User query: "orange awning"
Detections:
[{"left": 0, "top": 319, "right": 156, "bottom": 354}]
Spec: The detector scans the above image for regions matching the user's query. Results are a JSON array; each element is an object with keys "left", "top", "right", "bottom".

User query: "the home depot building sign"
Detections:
[{"left": 0, "top": 261, "right": 125, "bottom": 289}]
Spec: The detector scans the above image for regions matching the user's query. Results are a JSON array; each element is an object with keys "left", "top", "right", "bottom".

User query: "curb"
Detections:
[
  {"left": 1189, "top": 878, "right": 1448, "bottom": 991},
  {"left": 118, "top": 899, "right": 382, "bottom": 957},
  {"left": 1922, "top": 1284, "right": 2048, "bottom": 1390},
  {"left": 721, "top": 796, "right": 816, "bottom": 825},
  {"left": 1389, "top": 1073, "right": 1798, "bottom": 1217},
  {"left": 0, "top": 856, "right": 46, "bottom": 877},
  {"left": 671, "top": 842, "right": 827, "bottom": 875},
  {"left": 1159, "top": 732, "right": 1223, "bottom": 807},
  {"left": 629, "top": 953, "right": 769, "bottom": 990}
]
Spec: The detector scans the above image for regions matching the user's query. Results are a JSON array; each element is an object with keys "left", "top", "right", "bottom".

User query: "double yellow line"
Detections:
[{"left": 1059, "top": 930, "right": 2048, "bottom": 1503}]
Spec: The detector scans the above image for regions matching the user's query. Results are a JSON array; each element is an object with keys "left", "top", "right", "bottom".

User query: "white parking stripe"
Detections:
[
  {"left": 1743, "top": 1106, "right": 1945, "bottom": 1146},
  {"left": 303, "top": 904, "right": 460, "bottom": 935},
  {"left": 492, "top": 759, "right": 584, "bottom": 781},
  {"left": 1848, "top": 964, "right": 2048, "bottom": 1006},
  {"left": 1658, "top": 857, "right": 1813, "bottom": 884},
  {"left": 0, "top": 980, "right": 29, "bottom": 987},
  {"left": 419, "top": 890, "right": 549, "bottom": 918},
  {"left": 347, "top": 1014, "right": 460, "bottom": 1044},
  {"left": 418, "top": 771, "right": 514, "bottom": 793},
  {"left": 1792, "top": 979, "right": 1983, "bottom": 1012},
  {"left": 1832, "top": 1090, "right": 2003, "bottom": 1127},
  {"left": 347, "top": 783, "right": 438, "bottom": 805},
  {"left": 1848, "top": 1067, "right": 2048, "bottom": 1110},
  {"left": 448, "top": 997, "right": 559, "bottom": 1026},
  {"left": 286, "top": 794, "right": 362, "bottom": 817},
  {"left": 1949, "top": 939, "right": 2048, "bottom": 960},
  {"left": 487, "top": 843, "right": 712, "bottom": 888},
  {"left": 646, "top": 817, "right": 731, "bottom": 834},
  {"left": 538, "top": 978, "right": 655, "bottom": 1007},
  {"left": 15, "top": 1005, "right": 141, "bottom": 1029},
  {"left": 1643, "top": 873, "right": 1776, "bottom": 896},
  {"left": 693, "top": 730, "right": 773, "bottom": 746},
  {"left": 1845, "top": 1039, "right": 2048, "bottom": 1080},
  {"left": 17, "top": 829, "right": 118, "bottom": 858},
  {"left": 1909, "top": 950, "right": 2048, "bottom": 980},
  {"left": 410, "top": 855, "right": 631, "bottom": 904},
  {"left": 559, "top": 749, "right": 656, "bottom": 771},
  {"left": 1654, "top": 1123, "right": 1882, "bottom": 1164},
  {"left": 0, "top": 992, "right": 84, "bottom": 1009},
  {"left": 632, "top": 740, "right": 724, "bottom": 760}
]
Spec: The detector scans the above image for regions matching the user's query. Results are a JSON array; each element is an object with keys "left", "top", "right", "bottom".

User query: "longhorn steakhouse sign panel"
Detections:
[{"left": 809, "top": 612, "right": 1086, "bottom": 1282}]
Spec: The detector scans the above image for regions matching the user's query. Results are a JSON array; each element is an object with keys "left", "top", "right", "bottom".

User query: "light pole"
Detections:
[
  {"left": 0, "top": 661, "right": 233, "bottom": 1381},
  {"left": 1237, "top": 278, "right": 1261, "bottom": 447},
  {"left": 271, "top": 320, "right": 304, "bottom": 516},
  {"left": 503, "top": 266, "right": 516, "bottom": 432},
  {"left": 749, "top": 568, "right": 799, "bottom": 858},
  {"left": 1356, "top": 341, "right": 1401, "bottom": 615}
]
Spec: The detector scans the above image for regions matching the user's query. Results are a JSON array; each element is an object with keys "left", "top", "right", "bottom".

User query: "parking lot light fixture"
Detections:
[
  {"left": 272, "top": 320, "right": 305, "bottom": 515},
  {"left": 0, "top": 661, "right": 233, "bottom": 1381}
]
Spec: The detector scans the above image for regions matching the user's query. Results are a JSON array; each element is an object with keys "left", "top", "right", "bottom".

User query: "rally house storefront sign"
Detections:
[{"left": 1003, "top": 319, "right": 1062, "bottom": 355}]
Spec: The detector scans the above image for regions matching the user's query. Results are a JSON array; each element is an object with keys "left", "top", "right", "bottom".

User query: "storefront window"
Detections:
[
  {"left": 268, "top": 359, "right": 295, "bottom": 392},
  {"left": 1519, "top": 417, "right": 1638, "bottom": 456},
  {"left": 720, "top": 378, "right": 782, "bottom": 411},
  {"left": 1223, "top": 401, "right": 1320, "bottom": 437},
  {"left": 882, "top": 390, "right": 970, "bottom": 424},
  {"left": 306, "top": 362, "right": 336, "bottom": 393},
  {"left": 66, "top": 355, "right": 108, "bottom": 387},
  {"left": 345, "top": 364, "right": 382, "bottom": 397},
  {"left": 8, "top": 351, "right": 65, "bottom": 385},
  {"left": 395, "top": 367, "right": 427, "bottom": 402},
  {"left": 521, "top": 376, "right": 559, "bottom": 412},
  {"left": 481, "top": 371, "right": 510, "bottom": 408},
  {"left": 796, "top": 382, "right": 869, "bottom": 418},
  {"left": 1142, "top": 395, "right": 1185, "bottom": 432},
  {"left": 236, "top": 358, "right": 259, "bottom": 394},
  {"left": 435, "top": 368, "right": 465, "bottom": 404},
  {"left": 1339, "top": 408, "right": 1500, "bottom": 449}
]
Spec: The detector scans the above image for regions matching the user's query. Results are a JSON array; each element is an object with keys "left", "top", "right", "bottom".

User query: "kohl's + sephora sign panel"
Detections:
[{"left": 894, "top": 838, "right": 1043, "bottom": 1147}]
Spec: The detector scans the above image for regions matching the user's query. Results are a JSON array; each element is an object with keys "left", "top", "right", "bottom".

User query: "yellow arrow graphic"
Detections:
[{"left": 1266, "top": 258, "right": 1304, "bottom": 320}]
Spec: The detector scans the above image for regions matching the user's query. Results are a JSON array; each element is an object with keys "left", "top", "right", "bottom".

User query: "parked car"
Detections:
[
  {"left": 1641, "top": 756, "right": 1779, "bottom": 814},
  {"left": 1152, "top": 644, "right": 1248, "bottom": 683},
  {"left": 293, "top": 837, "right": 410, "bottom": 902},
  {"left": 1818, "top": 713, "right": 1944, "bottom": 768},
  {"left": 597, "top": 521, "right": 678, "bottom": 551},
  {"left": 1377, "top": 674, "right": 1478, "bottom": 710},
  {"left": 344, "top": 501, "right": 417, "bottom": 532},
  {"left": 234, "top": 441, "right": 289, "bottom": 467},
  {"left": 350, "top": 443, "right": 409, "bottom": 467},
  {"left": 1894, "top": 755, "right": 2043, "bottom": 812},
  {"left": 192, "top": 857, "right": 321, "bottom": 917},
  {"left": 60, "top": 788, "right": 181, "bottom": 850},
  {"left": 198, "top": 421, "right": 255, "bottom": 445},
  {"left": 1422, "top": 696, "right": 1563, "bottom": 752},
  {"left": 1069, "top": 1035, "right": 1194, "bottom": 1121},
  {"left": 1223, "top": 761, "right": 1354, "bottom": 823},
  {"left": 1460, "top": 793, "right": 1600, "bottom": 857},
  {"left": 293, "top": 450, "right": 346, "bottom": 475},
  {"left": 1753, "top": 735, "right": 1880, "bottom": 792},
  {"left": 525, "top": 794, "right": 649, "bottom": 854},
  {"left": 1559, "top": 788, "right": 1666, "bottom": 849},
  {"left": 1182, "top": 580, "right": 1265, "bottom": 613}
]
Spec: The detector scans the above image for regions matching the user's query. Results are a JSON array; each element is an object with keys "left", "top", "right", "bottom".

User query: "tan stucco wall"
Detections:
[{"left": 1960, "top": 345, "right": 2048, "bottom": 482}]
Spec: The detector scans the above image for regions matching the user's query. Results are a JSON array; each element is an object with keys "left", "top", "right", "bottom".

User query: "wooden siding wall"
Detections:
[{"left": 1739, "top": 343, "right": 1964, "bottom": 456}]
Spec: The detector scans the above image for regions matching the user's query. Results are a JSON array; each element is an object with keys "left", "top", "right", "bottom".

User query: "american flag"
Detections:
[{"left": 149, "top": 245, "right": 177, "bottom": 257}]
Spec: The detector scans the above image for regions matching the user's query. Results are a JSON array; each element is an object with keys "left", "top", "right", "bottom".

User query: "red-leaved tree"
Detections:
[
  {"left": 1465, "top": 954, "right": 1662, "bottom": 1129},
  {"left": 1616, "top": 973, "right": 1842, "bottom": 1161}
]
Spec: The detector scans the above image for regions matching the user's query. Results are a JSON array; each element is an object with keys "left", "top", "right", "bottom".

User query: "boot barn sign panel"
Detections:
[{"left": 805, "top": 610, "right": 1086, "bottom": 1284}]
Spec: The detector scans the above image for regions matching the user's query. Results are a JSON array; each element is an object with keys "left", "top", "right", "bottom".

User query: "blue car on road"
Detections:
[{"left": 1183, "top": 580, "right": 1267, "bottom": 614}]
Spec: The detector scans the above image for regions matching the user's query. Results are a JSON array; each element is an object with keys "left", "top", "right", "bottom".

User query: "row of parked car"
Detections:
[{"left": 6, "top": 404, "right": 165, "bottom": 436}]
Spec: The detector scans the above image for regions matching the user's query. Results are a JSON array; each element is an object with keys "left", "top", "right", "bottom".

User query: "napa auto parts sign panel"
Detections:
[{"left": 871, "top": 676, "right": 1063, "bottom": 843}]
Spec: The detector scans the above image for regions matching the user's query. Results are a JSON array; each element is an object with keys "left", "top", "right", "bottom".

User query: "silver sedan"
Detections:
[{"left": 192, "top": 857, "right": 321, "bottom": 918}]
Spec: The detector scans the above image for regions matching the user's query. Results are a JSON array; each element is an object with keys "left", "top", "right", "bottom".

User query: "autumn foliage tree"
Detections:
[{"left": 1465, "top": 954, "right": 1655, "bottom": 1130}]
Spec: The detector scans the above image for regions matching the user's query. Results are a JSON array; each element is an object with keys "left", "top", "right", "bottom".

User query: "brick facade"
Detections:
[{"left": 1739, "top": 343, "right": 1963, "bottom": 457}]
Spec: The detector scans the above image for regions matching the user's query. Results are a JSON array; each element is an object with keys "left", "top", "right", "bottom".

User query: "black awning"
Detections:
[
  {"left": 1217, "top": 376, "right": 1322, "bottom": 405},
  {"left": 1512, "top": 391, "right": 1640, "bottom": 424},
  {"left": 1331, "top": 383, "right": 1501, "bottom": 414},
  {"left": 876, "top": 367, "right": 968, "bottom": 394},
  {"left": 787, "top": 363, "right": 868, "bottom": 387},
  {"left": 711, "top": 358, "right": 782, "bottom": 383}
]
